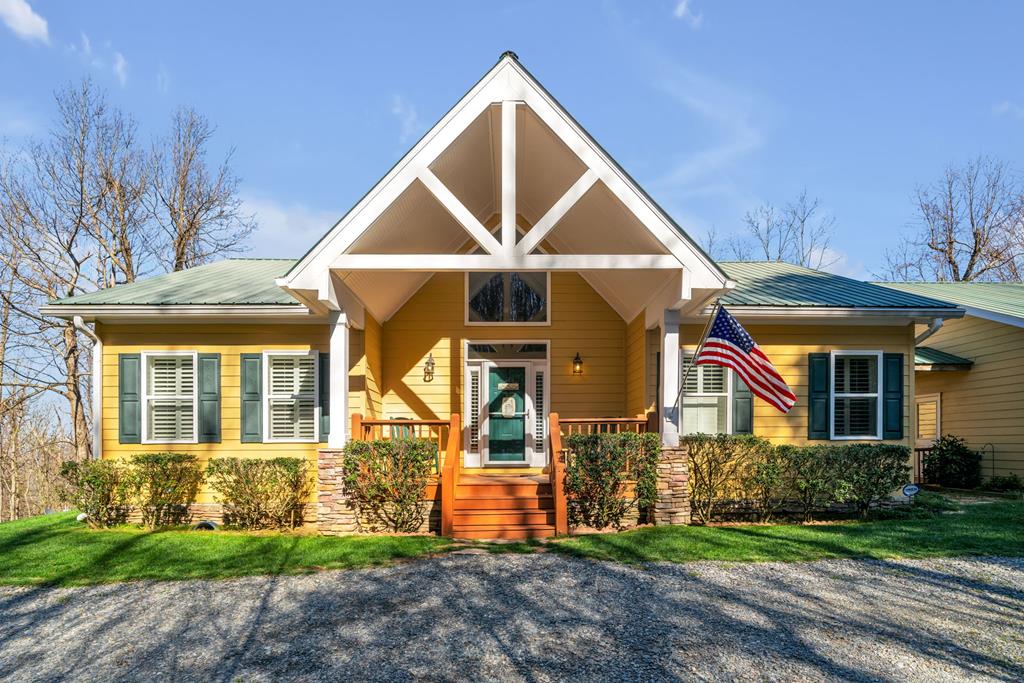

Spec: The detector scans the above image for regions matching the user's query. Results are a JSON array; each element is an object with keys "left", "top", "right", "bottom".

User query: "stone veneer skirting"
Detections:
[{"left": 318, "top": 445, "right": 691, "bottom": 536}]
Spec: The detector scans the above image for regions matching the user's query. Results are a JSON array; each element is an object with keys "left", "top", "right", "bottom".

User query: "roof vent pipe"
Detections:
[{"left": 914, "top": 318, "right": 944, "bottom": 345}]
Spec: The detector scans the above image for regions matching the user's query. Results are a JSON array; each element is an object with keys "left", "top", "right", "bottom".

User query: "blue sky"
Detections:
[{"left": 2, "top": 0, "right": 1023, "bottom": 278}]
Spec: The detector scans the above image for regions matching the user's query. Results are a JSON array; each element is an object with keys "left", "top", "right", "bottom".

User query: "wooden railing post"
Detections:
[
  {"left": 351, "top": 413, "right": 363, "bottom": 441},
  {"left": 441, "top": 413, "right": 461, "bottom": 537},
  {"left": 549, "top": 412, "right": 568, "bottom": 535}
]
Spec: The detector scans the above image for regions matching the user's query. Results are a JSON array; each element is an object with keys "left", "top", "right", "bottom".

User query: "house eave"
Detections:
[
  {"left": 40, "top": 304, "right": 320, "bottom": 324},
  {"left": 682, "top": 306, "right": 965, "bottom": 325}
]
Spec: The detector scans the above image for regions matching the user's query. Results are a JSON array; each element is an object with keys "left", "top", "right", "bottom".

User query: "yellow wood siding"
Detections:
[
  {"left": 915, "top": 315, "right": 1024, "bottom": 477},
  {"left": 680, "top": 323, "right": 915, "bottom": 446},
  {"left": 97, "top": 322, "right": 369, "bottom": 504},
  {"left": 625, "top": 313, "right": 646, "bottom": 417},
  {"left": 363, "top": 313, "right": 384, "bottom": 418},
  {"left": 381, "top": 272, "right": 625, "bottom": 419}
]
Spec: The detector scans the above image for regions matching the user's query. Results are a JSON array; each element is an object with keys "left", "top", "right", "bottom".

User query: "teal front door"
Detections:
[{"left": 487, "top": 365, "right": 527, "bottom": 463}]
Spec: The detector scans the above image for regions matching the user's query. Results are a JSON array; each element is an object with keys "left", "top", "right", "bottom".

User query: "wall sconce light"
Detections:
[
  {"left": 423, "top": 353, "right": 436, "bottom": 382},
  {"left": 572, "top": 352, "right": 584, "bottom": 376}
]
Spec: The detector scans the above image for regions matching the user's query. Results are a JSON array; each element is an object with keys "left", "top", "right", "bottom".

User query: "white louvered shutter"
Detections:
[
  {"left": 468, "top": 366, "right": 481, "bottom": 454},
  {"left": 147, "top": 356, "right": 195, "bottom": 441},
  {"left": 268, "top": 355, "right": 317, "bottom": 440},
  {"left": 534, "top": 369, "right": 546, "bottom": 446}
]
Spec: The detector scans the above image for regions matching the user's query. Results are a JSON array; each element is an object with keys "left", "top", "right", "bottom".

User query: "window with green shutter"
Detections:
[
  {"left": 831, "top": 352, "right": 881, "bottom": 439},
  {"left": 265, "top": 352, "right": 318, "bottom": 442},
  {"left": 680, "top": 351, "right": 750, "bottom": 435},
  {"left": 142, "top": 352, "right": 197, "bottom": 443}
]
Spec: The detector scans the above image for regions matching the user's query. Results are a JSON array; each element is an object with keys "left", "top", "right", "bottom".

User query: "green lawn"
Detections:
[
  {"left": 0, "top": 513, "right": 452, "bottom": 587},
  {"left": 2, "top": 496, "right": 1021, "bottom": 586},
  {"left": 552, "top": 497, "right": 1024, "bottom": 564}
]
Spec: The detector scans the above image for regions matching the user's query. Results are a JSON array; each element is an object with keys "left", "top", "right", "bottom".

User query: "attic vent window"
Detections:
[{"left": 467, "top": 272, "right": 548, "bottom": 324}]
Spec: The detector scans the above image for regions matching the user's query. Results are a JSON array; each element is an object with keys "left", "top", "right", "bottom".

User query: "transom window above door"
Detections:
[{"left": 467, "top": 272, "right": 548, "bottom": 324}]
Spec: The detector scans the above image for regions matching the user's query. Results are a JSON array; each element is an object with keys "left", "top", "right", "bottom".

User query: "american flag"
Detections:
[{"left": 696, "top": 306, "right": 796, "bottom": 413}]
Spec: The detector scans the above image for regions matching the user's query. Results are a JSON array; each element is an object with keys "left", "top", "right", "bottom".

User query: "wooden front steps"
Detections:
[{"left": 451, "top": 474, "right": 556, "bottom": 540}]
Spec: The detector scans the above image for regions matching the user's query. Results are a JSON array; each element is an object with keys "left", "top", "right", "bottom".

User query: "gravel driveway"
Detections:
[{"left": 1, "top": 554, "right": 1021, "bottom": 682}]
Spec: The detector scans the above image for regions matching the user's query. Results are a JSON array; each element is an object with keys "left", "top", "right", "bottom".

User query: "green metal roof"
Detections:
[
  {"left": 49, "top": 259, "right": 300, "bottom": 306},
  {"left": 718, "top": 261, "right": 958, "bottom": 309},
  {"left": 878, "top": 281, "right": 1024, "bottom": 321},
  {"left": 914, "top": 346, "right": 973, "bottom": 367}
]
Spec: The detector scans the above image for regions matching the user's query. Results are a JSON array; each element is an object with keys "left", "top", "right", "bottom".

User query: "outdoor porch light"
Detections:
[
  {"left": 423, "top": 353, "right": 436, "bottom": 382},
  {"left": 572, "top": 352, "right": 583, "bottom": 376}
]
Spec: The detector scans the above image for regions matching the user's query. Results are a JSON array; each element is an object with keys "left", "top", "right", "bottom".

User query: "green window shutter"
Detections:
[
  {"left": 118, "top": 353, "right": 142, "bottom": 444},
  {"left": 882, "top": 353, "right": 904, "bottom": 440},
  {"left": 807, "top": 353, "right": 830, "bottom": 440},
  {"left": 732, "top": 373, "right": 753, "bottom": 435},
  {"left": 318, "top": 352, "right": 330, "bottom": 443},
  {"left": 240, "top": 353, "right": 263, "bottom": 443},
  {"left": 197, "top": 353, "right": 221, "bottom": 443}
]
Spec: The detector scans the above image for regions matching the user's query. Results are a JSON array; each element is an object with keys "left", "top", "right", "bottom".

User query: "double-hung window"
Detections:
[
  {"left": 264, "top": 351, "right": 318, "bottom": 442},
  {"left": 142, "top": 352, "right": 197, "bottom": 443},
  {"left": 681, "top": 351, "right": 730, "bottom": 435},
  {"left": 830, "top": 351, "right": 882, "bottom": 439}
]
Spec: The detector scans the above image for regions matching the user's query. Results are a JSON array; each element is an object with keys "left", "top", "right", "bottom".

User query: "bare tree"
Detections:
[
  {"left": 152, "top": 107, "right": 255, "bottom": 271},
  {"left": 730, "top": 190, "right": 838, "bottom": 269},
  {"left": 880, "top": 157, "right": 1024, "bottom": 282}
]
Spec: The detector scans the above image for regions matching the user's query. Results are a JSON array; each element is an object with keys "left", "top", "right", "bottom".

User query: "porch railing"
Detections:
[
  {"left": 548, "top": 412, "right": 656, "bottom": 535},
  {"left": 349, "top": 413, "right": 461, "bottom": 536}
]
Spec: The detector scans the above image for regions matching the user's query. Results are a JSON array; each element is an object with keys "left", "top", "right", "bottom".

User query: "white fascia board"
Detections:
[
  {"left": 329, "top": 254, "right": 682, "bottom": 271},
  {"left": 281, "top": 56, "right": 723, "bottom": 294},
  {"left": 958, "top": 305, "right": 1024, "bottom": 329},
  {"left": 40, "top": 304, "right": 321, "bottom": 324},
  {"left": 679, "top": 306, "right": 966, "bottom": 325}
]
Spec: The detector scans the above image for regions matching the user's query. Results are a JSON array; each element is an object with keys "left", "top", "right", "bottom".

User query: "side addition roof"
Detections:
[
  {"left": 878, "top": 281, "right": 1024, "bottom": 327},
  {"left": 914, "top": 346, "right": 973, "bottom": 369}
]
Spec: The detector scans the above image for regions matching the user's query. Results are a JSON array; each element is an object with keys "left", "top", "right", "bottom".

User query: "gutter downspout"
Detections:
[
  {"left": 914, "top": 318, "right": 944, "bottom": 346},
  {"left": 73, "top": 316, "right": 102, "bottom": 460}
]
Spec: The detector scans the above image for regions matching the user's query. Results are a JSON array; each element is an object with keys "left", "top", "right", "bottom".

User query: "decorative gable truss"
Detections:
[{"left": 277, "top": 53, "right": 731, "bottom": 326}]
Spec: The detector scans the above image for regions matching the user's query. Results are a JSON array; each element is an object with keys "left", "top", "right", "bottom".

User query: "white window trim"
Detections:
[
  {"left": 829, "top": 350, "right": 883, "bottom": 441},
  {"left": 679, "top": 348, "right": 733, "bottom": 436},
  {"left": 464, "top": 271, "right": 552, "bottom": 327},
  {"left": 140, "top": 350, "right": 199, "bottom": 444},
  {"left": 262, "top": 349, "right": 320, "bottom": 443}
]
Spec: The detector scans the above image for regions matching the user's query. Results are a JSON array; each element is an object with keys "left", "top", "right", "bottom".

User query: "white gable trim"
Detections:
[{"left": 278, "top": 54, "right": 727, "bottom": 298}]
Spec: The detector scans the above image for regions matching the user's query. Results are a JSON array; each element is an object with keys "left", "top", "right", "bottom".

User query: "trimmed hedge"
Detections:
[
  {"left": 129, "top": 453, "right": 204, "bottom": 528},
  {"left": 58, "top": 459, "right": 133, "bottom": 528},
  {"left": 342, "top": 438, "right": 436, "bottom": 532},
  {"left": 207, "top": 457, "right": 311, "bottom": 529},
  {"left": 923, "top": 435, "right": 982, "bottom": 489},
  {"left": 563, "top": 432, "right": 661, "bottom": 530},
  {"left": 683, "top": 436, "right": 912, "bottom": 523}
]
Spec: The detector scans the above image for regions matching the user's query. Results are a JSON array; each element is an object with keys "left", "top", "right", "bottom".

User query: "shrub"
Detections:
[
  {"left": 686, "top": 434, "right": 772, "bottom": 524},
  {"left": 563, "top": 432, "right": 660, "bottom": 530},
  {"left": 831, "top": 444, "right": 911, "bottom": 518},
  {"left": 743, "top": 441, "right": 791, "bottom": 522},
  {"left": 58, "top": 459, "right": 133, "bottom": 528},
  {"left": 342, "top": 438, "right": 435, "bottom": 532},
  {"left": 207, "top": 457, "right": 312, "bottom": 529},
  {"left": 923, "top": 435, "right": 982, "bottom": 489},
  {"left": 982, "top": 474, "right": 1024, "bottom": 493},
  {"left": 778, "top": 445, "right": 838, "bottom": 522},
  {"left": 129, "top": 452, "right": 204, "bottom": 528}
]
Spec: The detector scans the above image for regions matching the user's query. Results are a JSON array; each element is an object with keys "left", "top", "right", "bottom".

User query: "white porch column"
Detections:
[
  {"left": 660, "top": 309, "right": 681, "bottom": 447},
  {"left": 328, "top": 311, "right": 349, "bottom": 448}
]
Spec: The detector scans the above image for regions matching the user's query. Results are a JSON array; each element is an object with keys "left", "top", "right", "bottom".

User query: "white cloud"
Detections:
[
  {"left": 390, "top": 94, "right": 421, "bottom": 144},
  {"left": 112, "top": 51, "right": 128, "bottom": 86},
  {"left": 673, "top": 0, "right": 703, "bottom": 28},
  {"left": 0, "top": 0, "right": 49, "bottom": 44},
  {"left": 242, "top": 195, "right": 340, "bottom": 259},
  {"left": 993, "top": 101, "right": 1024, "bottom": 120}
]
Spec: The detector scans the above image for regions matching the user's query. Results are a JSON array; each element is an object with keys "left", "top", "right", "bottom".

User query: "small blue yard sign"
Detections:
[{"left": 902, "top": 484, "right": 920, "bottom": 497}]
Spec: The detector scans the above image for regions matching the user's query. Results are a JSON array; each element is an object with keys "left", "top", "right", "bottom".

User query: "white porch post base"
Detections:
[
  {"left": 660, "top": 309, "right": 681, "bottom": 448},
  {"left": 328, "top": 312, "right": 349, "bottom": 448}
]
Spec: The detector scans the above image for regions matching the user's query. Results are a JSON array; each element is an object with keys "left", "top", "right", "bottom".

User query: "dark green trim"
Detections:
[
  {"left": 732, "top": 374, "right": 753, "bottom": 435},
  {"left": 318, "top": 353, "right": 330, "bottom": 443},
  {"left": 197, "top": 353, "right": 221, "bottom": 443},
  {"left": 118, "top": 354, "right": 142, "bottom": 444},
  {"left": 240, "top": 354, "right": 263, "bottom": 443},
  {"left": 807, "top": 353, "right": 830, "bottom": 440},
  {"left": 882, "top": 353, "right": 904, "bottom": 440}
]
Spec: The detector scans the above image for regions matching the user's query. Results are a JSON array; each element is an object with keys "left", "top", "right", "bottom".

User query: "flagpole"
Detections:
[{"left": 672, "top": 298, "right": 722, "bottom": 414}]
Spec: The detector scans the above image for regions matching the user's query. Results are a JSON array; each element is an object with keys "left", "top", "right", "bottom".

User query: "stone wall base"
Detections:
[{"left": 654, "top": 446, "right": 691, "bottom": 525}]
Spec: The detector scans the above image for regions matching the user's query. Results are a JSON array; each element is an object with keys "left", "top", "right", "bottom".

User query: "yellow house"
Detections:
[
  {"left": 880, "top": 282, "right": 1024, "bottom": 479},
  {"left": 43, "top": 53, "right": 962, "bottom": 537}
]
